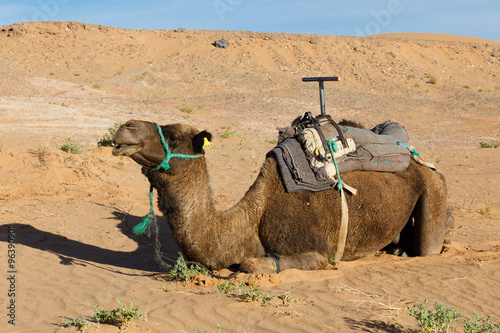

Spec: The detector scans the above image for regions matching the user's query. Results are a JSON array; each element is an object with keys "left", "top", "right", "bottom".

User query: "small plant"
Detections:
[
  {"left": 241, "top": 285, "right": 276, "bottom": 307},
  {"left": 464, "top": 85, "right": 471, "bottom": 89},
  {"left": 265, "top": 139, "right": 278, "bottom": 144},
  {"left": 177, "top": 106, "right": 195, "bottom": 114},
  {"left": 408, "top": 298, "right": 462, "bottom": 333},
  {"left": 60, "top": 138, "right": 83, "bottom": 154},
  {"left": 63, "top": 317, "right": 89, "bottom": 332},
  {"left": 180, "top": 320, "right": 223, "bottom": 333},
  {"left": 407, "top": 73, "right": 416, "bottom": 79},
  {"left": 329, "top": 255, "right": 339, "bottom": 266},
  {"left": 97, "top": 122, "right": 121, "bottom": 147},
  {"left": 115, "top": 71, "right": 123, "bottom": 76},
  {"left": 217, "top": 279, "right": 293, "bottom": 308},
  {"left": 93, "top": 299, "right": 143, "bottom": 330},
  {"left": 479, "top": 141, "right": 500, "bottom": 148},
  {"left": 92, "top": 83, "right": 102, "bottom": 89},
  {"left": 427, "top": 74, "right": 438, "bottom": 85},
  {"left": 469, "top": 102, "right": 477, "bottom": 106},
  {"left": 415, "top": 83, "right": 421, "bottom": 88},
  {"left": 169, "top": 255, "right": 208, "bottom": 281},
  {"left": 463, "top": 312, "right": 500, "bottom": 333},
  {"left": 217, "top": 279, "right": 244, "bottom": 294},
  {"left": 220, "top": 126, "right": 237, "bottom": 138},
  {"left": 278, "top": 287, "right": 295, "bottom": 305}
]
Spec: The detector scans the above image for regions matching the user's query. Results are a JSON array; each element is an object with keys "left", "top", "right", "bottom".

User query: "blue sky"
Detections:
[{"left": 1, "top": 0, "right": 499, "bottom": 41}]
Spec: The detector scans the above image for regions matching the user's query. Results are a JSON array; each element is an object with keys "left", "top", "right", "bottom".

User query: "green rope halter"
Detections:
[{"left": 132, "top": 123, "right": 204, "bottom": 235}]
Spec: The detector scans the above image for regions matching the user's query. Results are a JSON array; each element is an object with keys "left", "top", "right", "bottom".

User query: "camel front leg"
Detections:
[{"left": 239, "top": 251, "right": 328, "bottom": 274}]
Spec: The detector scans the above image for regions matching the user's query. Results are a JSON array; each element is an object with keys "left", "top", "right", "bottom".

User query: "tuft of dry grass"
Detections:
[{"left": 29, "top": 145, "right": 51, "bottom": 168}]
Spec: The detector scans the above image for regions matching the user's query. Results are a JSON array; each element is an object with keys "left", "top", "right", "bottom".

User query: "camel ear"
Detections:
[{"left": 193, "top": 130, "right": 213, "bottom": 153}]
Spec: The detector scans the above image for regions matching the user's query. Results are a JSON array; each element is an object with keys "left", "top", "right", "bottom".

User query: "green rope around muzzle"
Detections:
[{"left": 132, "top": 123, "right": 205, "bottom": 235}]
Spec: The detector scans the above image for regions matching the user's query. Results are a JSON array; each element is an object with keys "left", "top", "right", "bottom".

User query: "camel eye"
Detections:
[
  {"left": 125, "top": 122, "right": 137, "bottom": 130},
  {"left": 169, "top": 136, "right": 181, "bottom": 144}
]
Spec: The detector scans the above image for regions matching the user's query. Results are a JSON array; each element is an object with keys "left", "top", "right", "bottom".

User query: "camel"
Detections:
[{"left": 112, "top": 119, "right": 450, "bottom": 274}]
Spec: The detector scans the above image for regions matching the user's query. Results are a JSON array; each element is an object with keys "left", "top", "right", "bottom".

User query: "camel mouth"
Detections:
[{"left": 112, "top": 143, "right": 141, "bottom": 156}]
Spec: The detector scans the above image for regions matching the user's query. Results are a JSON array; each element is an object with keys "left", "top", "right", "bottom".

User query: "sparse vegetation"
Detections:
[
  {"left": 220, "top": 126, "right": 237, "bottom": 138},
  {"left": 464, "top": 85, "right": 471, "bottom": 89},
  {"left": 93, "top": 299, "right": 144, "bottom": 330},
  {"left": 427, "top": 74, "right": 438, "bottom": 85},
  {"left": 180, "top": 321, "right": 223, "bottom": 333},
  {"left": 265, "top": 139, "right": 278, "bottom": 144},
  {"left": 463, "top": 312, "right": 500, "bottom": 333},
  {"left": 217, "top": 279, "right": 295, "bottom": 308},
  {"left": 408, "top": 298, "right": 462, "bottom": 333},
  {"left": 177, "top": 106, "right": 196, "bottom": 114},
  {"left": 479, "top": 140, "right": 500, "bottom": 148},
  {"left": 97, "top": 122, "right": 121, "bottom": 147},
  {"left": 92, "top": 83, "right": 102, "bottom": 89},
  {"left": 63, "top": 317, "right": 89, "bottom": 332},
  {"left": 408, "top": 299, "right": 500, "bottom": 333},
  {"left": 29, "top": 145, "right": 50, "bottom": 167},
  {"left": 329, "top": 255, "right": 339, "bottom": 266},
  {"left": 59, "top": 138, "right": 83, "bottom": 154},
  {"left": 169, "top": 255, "right": 208, "bottom": 281},
  {"left": 469, "top": 102, "right": 476, "bottom": 106}
]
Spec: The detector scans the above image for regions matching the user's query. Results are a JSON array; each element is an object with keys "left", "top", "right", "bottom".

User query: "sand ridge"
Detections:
[{"left": 0, "top": 21, "right": 499, "bottom": 332}]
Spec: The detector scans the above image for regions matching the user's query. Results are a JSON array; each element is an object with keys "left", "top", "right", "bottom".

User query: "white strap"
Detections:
[{"left": 336, "top": 187, "right": 349, "bottom": 261}]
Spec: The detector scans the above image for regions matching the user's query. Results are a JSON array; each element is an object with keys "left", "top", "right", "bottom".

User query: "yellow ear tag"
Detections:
[{"left": 202, "top": 137, "right": 214, "bottom": 150}]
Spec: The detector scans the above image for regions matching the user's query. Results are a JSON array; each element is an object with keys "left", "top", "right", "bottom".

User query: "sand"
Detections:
[{"left": 0, "top": 21, "right": 499, "bottom": 332}]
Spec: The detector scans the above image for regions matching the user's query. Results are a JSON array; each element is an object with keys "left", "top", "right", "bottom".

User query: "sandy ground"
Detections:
[{"left": 0, "top": 21, "right": 499, "bottom": 332}]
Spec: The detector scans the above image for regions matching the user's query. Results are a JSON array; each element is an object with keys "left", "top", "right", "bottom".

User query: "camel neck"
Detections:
[{"left": 149, "top": 159, "right": 264, "bottom": 269}]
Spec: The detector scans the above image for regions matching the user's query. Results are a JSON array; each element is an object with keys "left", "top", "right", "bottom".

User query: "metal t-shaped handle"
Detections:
[{"left": 302, "top": 77, "right": 340, "bottom": 116}]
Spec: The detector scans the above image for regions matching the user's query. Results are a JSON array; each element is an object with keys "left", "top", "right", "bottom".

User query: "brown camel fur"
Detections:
[{"left": 112, "top": 119, "right": 450, "bottom": 274}]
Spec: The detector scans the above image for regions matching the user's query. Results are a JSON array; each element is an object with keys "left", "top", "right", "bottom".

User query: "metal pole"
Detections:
[
  {"left": 302, "top": 77, "right": 340, "bottom": 116},
  {"left": 318, "top": 80, "right": 325, "bottom": 116}
]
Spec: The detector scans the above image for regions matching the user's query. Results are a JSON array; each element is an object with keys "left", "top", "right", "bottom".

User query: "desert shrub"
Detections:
[
  {"left": 93, "top": 299, "right": 143, "bottom": 330},
  {"left": 463, "top": 312, "right": 500, "bottom": 333},
  {"left": 60, "top": 138, "right": 83, "bottom": 154},
  {"left": 427, "top": 74, "right": 438, "bottom": 85},
  {"left": 479, "top": 141, "right": 500, "bottom": 148},
  {"left": 408, "top": 298, "right": 462, "bottom": 333},
  {"left": 63, "top": 317, "right": 89, "bottom": 332},
  {"left": 177, "top": 106, "right": 195, "bottom": 114},
  {"left": 97, "top": 122, "right": 121, "bottom": 147},
  {"left": 169, "top": 255, "right": 208, "bottom": 281}
]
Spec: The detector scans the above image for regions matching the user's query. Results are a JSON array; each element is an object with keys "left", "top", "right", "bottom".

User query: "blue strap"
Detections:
[{"left": 397, "top": 141, "right": 420, "bottom": 156}]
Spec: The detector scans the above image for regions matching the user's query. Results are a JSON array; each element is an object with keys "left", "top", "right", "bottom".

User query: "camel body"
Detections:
[{"left": 113, "top": 120, "right": 449, "bottom": 273}]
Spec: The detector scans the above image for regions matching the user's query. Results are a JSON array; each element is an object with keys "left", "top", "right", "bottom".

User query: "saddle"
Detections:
[{"left": 272, "top": 113, "right": 413, "bottom": 193}]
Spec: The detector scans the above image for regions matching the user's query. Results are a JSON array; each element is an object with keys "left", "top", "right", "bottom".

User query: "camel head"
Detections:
[{"left": 112, "top": 119, "right": 212, "bottom": 171}]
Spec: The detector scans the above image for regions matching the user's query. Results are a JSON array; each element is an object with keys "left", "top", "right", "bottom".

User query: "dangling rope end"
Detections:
[{"left": 133, "top": 213, "right": 153, "bottom": 235}]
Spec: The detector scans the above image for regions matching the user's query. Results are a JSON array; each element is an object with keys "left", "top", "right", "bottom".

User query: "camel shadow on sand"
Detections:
[{"left": 1, "top": 211, "right": 181, "bottom": 275}]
